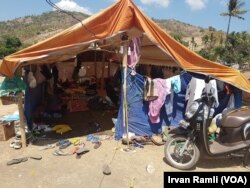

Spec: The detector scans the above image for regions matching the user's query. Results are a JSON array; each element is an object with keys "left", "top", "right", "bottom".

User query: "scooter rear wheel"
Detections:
[{"left": 164, "top": 135, "right": 200, "bottom": 170}]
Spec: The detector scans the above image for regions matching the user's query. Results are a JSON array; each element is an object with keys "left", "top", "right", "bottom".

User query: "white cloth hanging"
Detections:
[
  {"left": 204, "top": 79, "right": 219, "bottom": 108},
  {"left": 35, "top": 65, "right": 46, "bottom": 84},
  {"left": 27, "top": 71, "right": 37, "bottom": 88},
  {"left": 185, "top": 78, "right": 205, "bottom": 112}
]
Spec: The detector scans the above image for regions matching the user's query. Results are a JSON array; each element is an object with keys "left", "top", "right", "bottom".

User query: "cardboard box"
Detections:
[{"left": 0, "top": 121, "right": 15, "bottom": 141}]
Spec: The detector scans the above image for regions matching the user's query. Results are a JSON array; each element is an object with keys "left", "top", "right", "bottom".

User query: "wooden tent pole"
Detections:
[
  {"left": 94, "top": 50, "right": 97, "bottom": 88},
  {"left": 101, "top": 52, "right": 105, "bottom": 95},
  {"left": 100, "top": 39, "right": 106, "bottom": 96},
  {"left": 121, "top": 33, "right": 129, "bottom": 148},
  {"left": 17, "top": 92, "right": 26, "bottom": 148}
]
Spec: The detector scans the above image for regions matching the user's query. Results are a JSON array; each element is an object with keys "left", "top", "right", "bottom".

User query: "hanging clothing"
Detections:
[
  {"left": 35, "top": 65, "right": 46, "bottom": 84},
  {"left": 164, "top": 91, "right": 174, "bottom": 122},
  {"left": 203, "top": 79, "right": 219, "bottom": 108},
  {"left": 216, "top": 79, "right": 226, "bottom": 101},
  {"left": 164, "top": 75, "right": 181, "bottom": 121},
  {"left": 186, "top": 78, "right": 219, "bottom": 113},
  {"left": 169, "top": 75, "right": 181, "bottom": 94},
  {"left": 24, "top": 83, "right": 43, "bottom": 131},
  {"left": 148, "top": 79, "right": 171, "bottom": 123},
  {"left": 40, "top": 64, "right": 52, "bottom": 80},
  {"left": 143, "top": 77, "right": 158, "bottom": 101},
  {"left": 185, "top": 78, "right": 205, "bottom": 112},
  {"left": 233, "top": 87, "right": 242, "bottom": 109},
  {"left": 224, "top": 86, "right": 242, "bottom": 110},
  {"left": 128, "top": 37, "right": 142, "bottom": 69},
  {"left": 56, "top": 63, "right": 74, "bottom": 82},
  {"left": 170, "top": 72, "right": 192, "bottom": 126}
]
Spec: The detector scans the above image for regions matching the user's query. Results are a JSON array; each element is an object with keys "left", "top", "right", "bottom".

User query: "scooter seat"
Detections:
[{"left": 220, "top": 106, "right": 250, "bottom": 128}]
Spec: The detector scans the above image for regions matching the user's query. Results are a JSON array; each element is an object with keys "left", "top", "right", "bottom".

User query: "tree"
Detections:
[
  {"left": 202, "top": 35, "right": 209, "bottom": 48},
  {"left": 0, "top": 36, "right": 22, "bottom": 57},
  {"left": 217, "top": 32, "right": 250, "bottom": 66},
  {"left": 5, "top": 36, "right": 22, "bottom": 48},
  {"left": 219, "top": 34, "right": 224, "bottom": 45},
  {"left": 220, "top": 0, "right": 248, "bottom": 44},
  {"left": 170, "top": 33, "right": 189, "bottom": 47},
  {"left": 209, "top": 33, "right": 217, "bottom": 49},
  {"left": 190, "top": 37, "right": 197, "bottom": 51}
]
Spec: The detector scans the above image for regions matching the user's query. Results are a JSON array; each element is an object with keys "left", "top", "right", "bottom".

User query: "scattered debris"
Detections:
[
  {"left": 146, "top": 163, "right": 155, "bottom": 174},
  {"left": 103, "top": 164, "right": 111, "bottom": 175}
]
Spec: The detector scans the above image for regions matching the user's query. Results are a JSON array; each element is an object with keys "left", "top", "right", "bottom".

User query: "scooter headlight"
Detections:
[{"left": 185, "top": 101, "right": 199, "bottom": 120}]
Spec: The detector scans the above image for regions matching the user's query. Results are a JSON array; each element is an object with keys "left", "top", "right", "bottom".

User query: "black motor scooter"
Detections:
[{"left": 164, "top": 82, "right": 250, "bottom": 170}]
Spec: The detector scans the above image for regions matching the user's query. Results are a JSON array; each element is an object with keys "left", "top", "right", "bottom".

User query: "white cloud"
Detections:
[
  {"left": 140, "top": 0, "right": 170, "bottom": 8},
  {"left": 54, "top": 0, "right": 92, "bottom": 15},
  {"left": 185, "top": 0, "right": 207, "bottom": 10}
]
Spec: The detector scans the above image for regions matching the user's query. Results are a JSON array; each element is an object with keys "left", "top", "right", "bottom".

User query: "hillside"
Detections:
[
  {"left": 0, "top": 11, "right": 88, "bottom": 45},
  {"left": 0, "top": 11, "right": 225, "bottom": 49}
]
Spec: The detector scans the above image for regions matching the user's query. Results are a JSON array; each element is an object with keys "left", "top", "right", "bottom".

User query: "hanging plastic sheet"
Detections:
[
  {"left": 0, "top": 75, "right": 26, "bottom": 96},
  {"left": 115, "top": 68, "right": 192, "bottom": 139}
]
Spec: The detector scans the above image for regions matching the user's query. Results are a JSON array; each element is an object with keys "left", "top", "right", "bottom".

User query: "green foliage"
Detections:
[
  {"left": 221, "top": 32, "right": 250, "bottom": 66},
  {"left": 0, "top": 36, "right": 22, "bottom": 57},
  {"left": 0, "top": 11, "right": 89, "bottom": 45},
  {"left": 0, "top": 10, "right": 248, "bottom": 71},
  {"left": 5, "top": 36, "right": 22, "bottom": 48},
  {"left": 199, "top": 32, "right": 250, "bottom": 67},
  {"left": 198, "top": 49, "right": 214, "bottom": 60},
  {"left": 208, "top": 26, "right": 216, "bottom": 32},
  {"left": 220, "top": 0, "right": 248, "bottom": 44},
  {"left": 201, "top": 32, "right": 218, "bottom": 49},
  {"left": 170, "top": 33, "right": 189, "bottom": 47}
]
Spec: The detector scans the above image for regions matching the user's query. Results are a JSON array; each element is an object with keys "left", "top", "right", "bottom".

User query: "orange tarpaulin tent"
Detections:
[{"left": 0, "top": 0, "right": 250, "bottom": 92}]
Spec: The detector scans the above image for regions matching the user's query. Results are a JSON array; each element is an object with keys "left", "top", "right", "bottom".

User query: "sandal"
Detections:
[
  {"left": 10, "top": 141, "right": 15, "bottom": 148},
  {"left": 150, "top": 134, "right": 164, "bottom": 146},
  {"left": 75, "top": 147, "right": 90, "bottom": 159},
  {"left": 53, "top": 149, "right": 72, "bottom": 156},
  {"left": 59, "top": 141, "right": 71, "bottom": 150},
  {"left": 30, "top": 155, "right": 42, "bottom": 160},
  {"left": 14, "top": 141, "right": 22, "bottom": 149},
  {"left": 76, "top": 147, "right": 90, "bottom": 155},
  {"left": 70, "top": 138, "right": 80, "bottom": 146},
  {"left": 93, "top": 142, "right": 102, "bottom": 149},
  {"left": 38, "top": 144, "right": 55, "bottom": 151},
  {"left": 56, "top": 139, "right": 70, "bottom": 146},
  {"left": 7, "top": 157, "right": 28, "bottom": 165}
]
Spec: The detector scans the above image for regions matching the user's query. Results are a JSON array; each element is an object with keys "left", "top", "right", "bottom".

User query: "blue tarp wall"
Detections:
[
  {"left": 115, "top": 68, "right": 242, "bottom": 140},
  {"left": 115, "top": 68, "right": 192, "bottom": 139}
]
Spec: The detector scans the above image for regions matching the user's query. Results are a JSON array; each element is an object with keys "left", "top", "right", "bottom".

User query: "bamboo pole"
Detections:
[
  {"left": 100, "top": 52, "right": 105, "bottom": 96},
  {"left": 121, "top": 33, "right": 129, "bottom": 148},
  {"left": 94, "top": 50, "right": 97, "bottom": 88},
  {"left": 17, "top": 93, "right": 26, "bottom": 148}
]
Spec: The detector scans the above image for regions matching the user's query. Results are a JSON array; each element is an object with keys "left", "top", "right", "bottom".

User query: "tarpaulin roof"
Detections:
[{"left": 1, "top": 0, "right": 250, "bottom": 92}]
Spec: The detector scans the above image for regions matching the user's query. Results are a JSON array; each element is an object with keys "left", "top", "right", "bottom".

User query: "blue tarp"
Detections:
[
  {"left": 114, "top": 68, "right": 242, "bottom": 140},
  {"left": 24, "top": 83, "right": 43, "bottom": 130},
  {"left": 0, "top": 111, "right": 19, "bottom": 121},
  {"left": 115, "top": 68, "right": 192, "bottom": 139}
]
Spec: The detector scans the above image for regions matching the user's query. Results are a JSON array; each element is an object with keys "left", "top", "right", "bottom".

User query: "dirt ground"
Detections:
[{"left": 0, "top": 104, "right": 249, "bottom": 188}]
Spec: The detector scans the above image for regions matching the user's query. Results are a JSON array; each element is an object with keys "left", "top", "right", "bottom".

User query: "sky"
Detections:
[{"left": 0, "top": 0, "right": 249, "bottom": 32}]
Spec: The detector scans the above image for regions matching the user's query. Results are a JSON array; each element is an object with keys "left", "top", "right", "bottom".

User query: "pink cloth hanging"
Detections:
[
  {"left": 148, "top": 79, "right": 171, "bottom": 123},
  {"left": 128, "top": 37, "right": 142, "bottom": 68}
]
